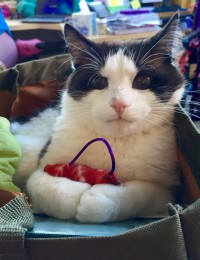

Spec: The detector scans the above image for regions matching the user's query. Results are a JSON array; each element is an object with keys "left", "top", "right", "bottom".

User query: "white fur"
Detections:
[
  {"left": 12, "top": 108, "right": 58, "bottom": 187},
  {"left": 13, "top": 50, "right": 184, "bottom": 223}
]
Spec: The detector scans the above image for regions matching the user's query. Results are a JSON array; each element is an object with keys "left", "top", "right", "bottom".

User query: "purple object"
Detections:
[
  {"left": 193, "top": 0, "right": 200, "bottom": 30},
  {"left": 69, "top": 138, "right": 116, "bottom": 176},
  {"left": 120, "top": 9, "right": 151, "bottom": 15},
  {"left": 0, "top": 32, "right": 18, "bottom": 68}
]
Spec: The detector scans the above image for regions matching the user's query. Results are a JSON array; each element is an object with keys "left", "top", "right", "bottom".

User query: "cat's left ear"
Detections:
[
  {"left": 64, "top": 23, "right": 97, "bottom": 65},
  {"left": 149, "top": 12, "right": 182, "bottom": 58}
]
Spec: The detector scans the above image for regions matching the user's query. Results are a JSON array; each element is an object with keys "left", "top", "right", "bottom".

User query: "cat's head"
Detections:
[{"left": 64, "top": 13, "right": 185, "bottom": 137}]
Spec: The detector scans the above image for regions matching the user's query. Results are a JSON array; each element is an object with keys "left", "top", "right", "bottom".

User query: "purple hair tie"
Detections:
[{"left": 69, "top": 137, "right": 115, "bottom": 176}]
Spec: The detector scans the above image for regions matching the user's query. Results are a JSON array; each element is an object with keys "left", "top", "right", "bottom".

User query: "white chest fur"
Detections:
[{"left": 41, "top": 111, "right": 178, "bottom": 188}]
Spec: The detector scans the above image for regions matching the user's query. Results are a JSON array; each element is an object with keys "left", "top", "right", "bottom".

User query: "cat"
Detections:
[{"left": 11, "top": 13, "right": 185, "bottom": 223}]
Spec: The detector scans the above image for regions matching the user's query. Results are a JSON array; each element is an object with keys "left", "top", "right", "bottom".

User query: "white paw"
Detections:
[
  {"left": 27, "top": 169, "right": 91, "bottom": 220},
  {"left": 76, "top": 190, "right": 117, "bottom": 223}
]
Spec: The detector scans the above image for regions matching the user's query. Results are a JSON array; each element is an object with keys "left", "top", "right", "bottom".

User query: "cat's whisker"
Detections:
[
  {"left": 72, "top": 55, "right": 101, "bottom": 70},
  {"left": 187, "top": 112, "right": 200, "bottom": 120},
  {"left": 142, "top": 58, "right": 171, "bottom": 71},
  {"left": 68, "top": 42, "right": 103, "bottom": 68},
  {"left": 70, "top": 51, "right": 100, "bottom": 67},
  {"left": 70, "top": 111, "right": 91, "bottom": 118},
  {"left": 138, "top": 64, "right": 157, "bottom": 72},
  {"left": 141, "top": 29, "right": 180, "bottom": 66},
  {"left": 91, "top": 46, "right": 105, "bottom": 67},
  {"left": 184, "top": 101, "right": 200, "bottom": 105},
  {"left": 151, "top": 106, "right": 199, "bottom": 119},
  {"left": 66, "top": 91, "right": 88, "bottom": 99},
  {"left": 72, "top": 64, "right": 97, "bottom": 74},
  {"left": 150, "top": 113, "right": 175, "bottom": 126},
  {"left": 139, "top": 56, "right": 167, "bottom": 70},
  {"left": 70, "top": 69, "right": 98, "bottom": 84},
  {"left": 127, "top": 50, "right": 134, "bottom": 65},
  {"left": 53, "top": 82, "right": 67, "bottom": 88},
  {"left": 151, "top": 105, "right": 181, "bottom": 111},
  {"left": 125, "top": 46, "right": 136, "bottom": 64},
  {"left": 67, "top": 113, "right": 94, "bottom": 125},
  {"left": 139, "top": 52, "right": 169, "bottom": 67},
  {"left": 143, "top": 117, "right": 164, "bottom": 129},
  {"left": 130, "top": 108, "right": 175, "bottom": 124},
  {"left": 141, "top": 34, "right": 168, "bottom": 63},
  {"left": 186, "top": 90, "right": 200, "bottom": 94},
  {"left": 188, "top": 109, "right": 200, "bottom": 114},
  {"left": 87, "top": 73, "right": 100, "bottom": 86},
  {"left": 69, "top": 64, "right": 97, "bottom": 81},
  {"left": 135, "top": 40, "right": 146, "bottom": 65},
  {"left": 75, "top": 62, "right": 101, "bottom": 70},
  {"left": 149, "top": 104, "right": 184, "bottom": 115},
  {"left": 54, "top": 58, "right": 72, "bottom": 75}
]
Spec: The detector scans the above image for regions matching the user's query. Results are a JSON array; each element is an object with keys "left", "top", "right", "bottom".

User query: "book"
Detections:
[
  {"left": 107, "top": 24, "right": 160, "bottom": 35},
  {"left": 106, "top": 12, "right": 161, "bottom": 35}
]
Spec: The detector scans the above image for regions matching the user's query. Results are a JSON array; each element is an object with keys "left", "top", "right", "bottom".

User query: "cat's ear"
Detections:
[
  {"left": 64, "top": 23, "right": 96, "bottom": 65},
  {"left": 149, "top": 12, "right": 182, "bottom": 58}
]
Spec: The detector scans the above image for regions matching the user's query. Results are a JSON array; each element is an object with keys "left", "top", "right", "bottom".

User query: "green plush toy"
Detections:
[{"left": 0, "top": 117, "right": 22, "bottom": 192}]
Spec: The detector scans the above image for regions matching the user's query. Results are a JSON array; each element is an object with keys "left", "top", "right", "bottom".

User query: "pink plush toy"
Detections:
[
  {"left": 0, "top": 4, "right": 10, "bottom": 19},
  {"left": 16, "top": 38, "right": 45, "bottom": 59}
]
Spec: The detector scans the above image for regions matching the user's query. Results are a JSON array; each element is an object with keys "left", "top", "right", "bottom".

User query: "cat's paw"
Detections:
[
  {"left": 76, "top": 189, "right": 117, "bottom": 223},
  {"left": 26, "top": 169, "right": 91, "bottom": 220}
]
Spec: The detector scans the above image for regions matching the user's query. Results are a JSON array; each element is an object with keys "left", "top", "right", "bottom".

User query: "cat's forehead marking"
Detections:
[{"left": 101, "top": 49, "right": 137, "bottom": 80}]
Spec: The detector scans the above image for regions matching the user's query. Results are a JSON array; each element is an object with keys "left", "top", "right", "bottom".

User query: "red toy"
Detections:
[{"left": 44, "top": 138, "right": 120, "bottom": 186}]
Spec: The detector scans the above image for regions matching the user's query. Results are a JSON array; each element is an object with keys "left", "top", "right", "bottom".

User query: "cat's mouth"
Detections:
[{"left": 106, "top": 117, "right": 134, "bottom": 123}]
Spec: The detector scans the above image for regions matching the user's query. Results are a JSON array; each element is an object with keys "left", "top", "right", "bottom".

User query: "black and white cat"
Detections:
[{"left": 11, "top": 13, "right": 185, "bottom": 223}]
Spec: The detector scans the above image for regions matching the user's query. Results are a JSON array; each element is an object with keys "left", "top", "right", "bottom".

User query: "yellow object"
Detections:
[
  {"left": 109, "top": 0, "right": 119, "bottom": 7},
  {"left": 130, "top": 0, "right": 141, "bottom": 9},
  {"left": 172, "top": 0, "right": 195, "bottom": 8},
  {"left": 106, "top": 0, "right": 125, "bottom": 7}
]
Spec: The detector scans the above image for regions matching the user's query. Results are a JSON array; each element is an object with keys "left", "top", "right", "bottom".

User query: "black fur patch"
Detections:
[
  {"left": 11, "top": 109, "right": 43, "bottom": 124},
  {"left": 65, "top": 13, "right": 184, "bottom": 102},
  {"left": 67, "top": 42, "right": 120, "bottom": 100},
  {"left": 11, "top": 100, "right": 61, "bottom": 124},
  {"left": 38, "top": 138, "right": 51, "bottom": 165}
]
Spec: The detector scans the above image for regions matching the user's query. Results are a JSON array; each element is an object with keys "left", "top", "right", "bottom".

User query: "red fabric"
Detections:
[
  {"left": 10, "top": 80, "right": 65, "bottom": 120},
  {"left": 44, "top": 163, "right": 120, "bottom": 186}
]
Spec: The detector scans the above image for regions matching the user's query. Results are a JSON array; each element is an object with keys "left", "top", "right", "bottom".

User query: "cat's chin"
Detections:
[
  {"left": 94, "top": 119, "right": 142, "bottom": 137},
  {"left": 106, "top": 118, "right": 134, "bottom": 124}
]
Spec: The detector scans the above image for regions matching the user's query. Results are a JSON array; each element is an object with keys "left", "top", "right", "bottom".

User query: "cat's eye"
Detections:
[
  {"left": 133, "top": 74, "right": 152, "bottom": 90},
  {"left": 89, "top": 76, "right": 108, "bottom": 90}
]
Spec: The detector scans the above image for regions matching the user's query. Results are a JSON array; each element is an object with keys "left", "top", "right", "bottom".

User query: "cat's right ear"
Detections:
[
  {"left": 64, "top": 23, "right": 96, "bottom": 65},
  {"left": 149, "top": 12, "right": 182, "bottom": 58}
]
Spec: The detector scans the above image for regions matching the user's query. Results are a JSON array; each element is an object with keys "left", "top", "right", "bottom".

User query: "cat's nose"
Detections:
[{"left": 110, "top": 99, "right": 129, "bottom": 114}]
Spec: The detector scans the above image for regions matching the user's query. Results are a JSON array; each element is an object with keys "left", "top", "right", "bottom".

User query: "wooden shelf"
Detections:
[
  {"left": 6, "top": 9, "right": 191, "bottom": 42},
  {"left": 6, "top": 20, "right": 157, "bottom": 42}
]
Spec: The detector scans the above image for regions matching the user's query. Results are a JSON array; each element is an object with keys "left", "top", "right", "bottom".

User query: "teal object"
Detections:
[
  {"left": 28, "top": 214, "right": 157, "bottom": 238},
  {"left": 17, "top": 0, "right": 37, "bottom": 17},
  {"left": 73, "top": 0, "right": 81, "bottom": 12}
]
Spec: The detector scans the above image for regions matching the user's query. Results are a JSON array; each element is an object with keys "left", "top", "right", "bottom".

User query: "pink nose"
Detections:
[{"left": 111, "top": 99, "right": 129, "bottom": 114}]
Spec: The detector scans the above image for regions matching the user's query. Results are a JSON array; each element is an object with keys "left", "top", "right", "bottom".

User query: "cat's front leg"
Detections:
[
  {"left": 26, "top": 169, "right": 91, "bottom": 219},
  {"left": 76, "top": 180, "right": 174, "bottom": 223}
]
